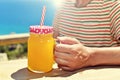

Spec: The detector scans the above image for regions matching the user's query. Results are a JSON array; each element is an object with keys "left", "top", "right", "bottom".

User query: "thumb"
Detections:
[{"left": 57, "top": 37, "right": 80, "bottom": 45}]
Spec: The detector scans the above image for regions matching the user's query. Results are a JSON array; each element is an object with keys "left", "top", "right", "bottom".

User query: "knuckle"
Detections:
[
  {"left": 55, "top": 45, "right": 59, "bottom": 51},
  {"left": 70, "top": 47, "right": 79, "bottom": 54}
]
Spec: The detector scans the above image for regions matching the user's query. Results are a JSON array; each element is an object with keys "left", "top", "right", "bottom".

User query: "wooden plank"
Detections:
[{"left": 0, "top": 33, "right": 29, "bottom": 45}]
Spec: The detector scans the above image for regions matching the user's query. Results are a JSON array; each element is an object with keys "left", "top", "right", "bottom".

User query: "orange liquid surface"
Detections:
[{"left": 28, "top": 33, "right": 54, "bottom": 73}]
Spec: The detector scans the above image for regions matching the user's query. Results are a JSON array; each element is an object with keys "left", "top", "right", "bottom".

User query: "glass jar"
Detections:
[{"left": 28, "top": 26, "right": 54, "bottom": 73}]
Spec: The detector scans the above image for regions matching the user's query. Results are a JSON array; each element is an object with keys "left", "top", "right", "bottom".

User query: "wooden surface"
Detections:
[
  {"left": 0, "top": 33, "right": 29, "bottom": 45},
  {"left": 0, "top": 59, "right": 120, "bottom": 80}
]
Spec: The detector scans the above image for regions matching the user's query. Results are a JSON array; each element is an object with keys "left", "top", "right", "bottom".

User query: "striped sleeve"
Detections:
[{"left": 110, "top": 1, "right": 120, "bottom": 42}]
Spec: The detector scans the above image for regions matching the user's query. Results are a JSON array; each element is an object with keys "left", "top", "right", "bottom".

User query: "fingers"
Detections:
[
  {"left": 55, "top": 44, "right": 73, "bottom": 53},
  {"left": 54, "top": 51, "right": 72, "bottom": 60},
  {"left": 54, "top": 51, "right": 72, "bottom": 67},
  {"left": 57, "top": 64, "right": 75, "bottom": 71},
  {"left": 55, "top": 58, "right": 69, "bottom": 66},
  {"left": 59, "top": 66, "right": 72, "bottom": 71},
  {"left": 54, "top": 37, "right": 85, "bottom": 71},
  {"left": 57, "top": 37, "right": 80, "bottom": 44}
]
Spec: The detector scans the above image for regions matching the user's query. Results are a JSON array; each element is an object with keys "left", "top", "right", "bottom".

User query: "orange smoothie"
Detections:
[{"left": 28, "top": 26, "right": 54, "bottom": 73}]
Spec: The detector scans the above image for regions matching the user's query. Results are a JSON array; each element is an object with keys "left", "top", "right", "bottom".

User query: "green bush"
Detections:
[{"left": 0, "top": 43, "right": 27, "bottom": 60}]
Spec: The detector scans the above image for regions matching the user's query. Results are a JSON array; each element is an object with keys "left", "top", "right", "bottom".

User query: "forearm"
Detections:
[{"left": 89, "top": 47, "right": 120, "bottom": 66}]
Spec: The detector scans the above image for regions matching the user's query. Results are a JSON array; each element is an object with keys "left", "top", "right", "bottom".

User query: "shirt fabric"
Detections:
[{"left": 53, "top": 0, "right": 120, "bottom": 47}]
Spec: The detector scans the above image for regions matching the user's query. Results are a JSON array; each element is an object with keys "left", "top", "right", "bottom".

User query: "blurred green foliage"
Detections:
[{"left": 0, "top": 43, "right": 27, "bottom": 60}]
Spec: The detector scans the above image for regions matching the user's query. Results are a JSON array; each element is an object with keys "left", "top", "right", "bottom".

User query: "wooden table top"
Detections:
[{"left": 0, "top": 59, "right": 120, "bottom": 80}]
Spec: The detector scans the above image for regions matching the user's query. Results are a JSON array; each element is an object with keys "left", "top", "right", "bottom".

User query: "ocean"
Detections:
[{"left": 0, "top": 0, "right": 56, "bottom": 35}]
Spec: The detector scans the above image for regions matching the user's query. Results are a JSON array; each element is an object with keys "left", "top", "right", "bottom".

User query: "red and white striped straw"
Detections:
[{"left": 40, "top": 6, "right": 46, "bottom": 26}]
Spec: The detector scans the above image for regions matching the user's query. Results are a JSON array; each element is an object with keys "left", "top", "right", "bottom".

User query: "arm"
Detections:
[
  {"left": 89, "top": 47, "right": 120, "bottom": 66},
  {"left": 54, "top": 37, "right": 120, "bottom": 71}
]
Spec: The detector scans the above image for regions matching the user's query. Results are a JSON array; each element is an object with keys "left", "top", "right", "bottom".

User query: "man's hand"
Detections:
[{"left": 54, "top": 37, "right": 92, "bottom": 71}]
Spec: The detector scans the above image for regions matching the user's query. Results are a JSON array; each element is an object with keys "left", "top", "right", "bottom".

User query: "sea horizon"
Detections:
[{"left": 0, "top": 0, "right": 56, "bottom": 35}]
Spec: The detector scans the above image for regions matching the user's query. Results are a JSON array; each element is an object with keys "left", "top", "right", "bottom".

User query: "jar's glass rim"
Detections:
[{"left": 30, "top": 25, "right": 53, "bottom": 34}]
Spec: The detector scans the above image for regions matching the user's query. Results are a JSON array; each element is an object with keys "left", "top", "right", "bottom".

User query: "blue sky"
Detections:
[{"left": 0, "top": 0, "right": 56, "bottom": 35}]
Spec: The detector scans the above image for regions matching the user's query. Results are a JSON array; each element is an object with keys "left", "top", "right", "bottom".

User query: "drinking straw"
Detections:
[{"left": 40, "top": 6, "right": 46, "bottom": 26}]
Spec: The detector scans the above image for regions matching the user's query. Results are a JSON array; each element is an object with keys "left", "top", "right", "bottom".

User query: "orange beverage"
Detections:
[{"left": 28, "top": 26, "right": 54, "bottom": 73}]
